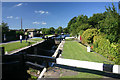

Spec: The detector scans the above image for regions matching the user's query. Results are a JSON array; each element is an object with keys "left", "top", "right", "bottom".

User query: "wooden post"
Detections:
[{"left": 0, "top": 47, "right": 5, "bottom": 55}]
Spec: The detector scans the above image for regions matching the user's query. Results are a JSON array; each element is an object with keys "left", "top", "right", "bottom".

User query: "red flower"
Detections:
[{"left": 91, "top": 45, "right": 93, "bottom": 49}]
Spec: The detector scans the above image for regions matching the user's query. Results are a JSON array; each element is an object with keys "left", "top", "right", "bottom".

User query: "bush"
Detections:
[
  {"left": 93, "top": 35, "right": 120, "bottom": 65},
  {"left": 79, "top": 30, "right": 84, "bottom": 35},
  {"left": 110, "top": 43, "right": 120, "bottom": 64},
  {"left": 16, "top": 31, "right": 24, "bottom": 35},
  {"left": 81, "top": 29, "right": 98, "bottom": 45}
]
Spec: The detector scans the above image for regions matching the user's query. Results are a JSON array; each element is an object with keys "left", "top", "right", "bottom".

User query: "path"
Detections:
[
  {"left": 0, "top": 39, "right": 37, "bottom": 45},
  {"left": 0, "top": 40, "right": 20, "bottom": 45}
]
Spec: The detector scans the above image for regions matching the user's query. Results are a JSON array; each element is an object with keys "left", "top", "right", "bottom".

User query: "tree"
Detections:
[
  {"left": 16, "top": 31, "right": 24, "bottom": 35},
  {"left": 63, "top": 28, "right": 69, "bottom": 34},
  {"left": 88, "top": 13, "right": 106, "bottom": 29},
  {"left": 77, "top": 23, "right": 91, "bottom": 33},
  {"left": 67, "top": 15, "right": 88, "bottom": 36},
  {"left": 57, "top": 26, "right": 63, "bottom": 34},
  {"left": 67, "top": 17, "right": 77, "bottom": 30},
  {"left": 49, "top": 27, "right": 55, "bottom": 34},
  {"left": 0, "top": 22, "right": 9, "bottom": 34},
  {"left": 55, "top": 29, "right": 59, "bottom": 34},
  {"left": 99, "top": 3, "right": 119, "bottom": 42}
]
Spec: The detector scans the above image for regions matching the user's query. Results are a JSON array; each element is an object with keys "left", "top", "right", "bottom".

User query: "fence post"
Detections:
[{"left": 0, "top": 47, "right": 5, "bottom": 55}]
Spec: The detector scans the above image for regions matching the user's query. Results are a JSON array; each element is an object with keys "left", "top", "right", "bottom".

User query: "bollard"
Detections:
[{"left": 87, "top": 46, "right": 91, "bottom": 52}]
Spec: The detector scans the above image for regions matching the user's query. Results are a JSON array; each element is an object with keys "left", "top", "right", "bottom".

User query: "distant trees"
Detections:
[
  {"left": 0, "top": 22, "right": 9, "bottom": 34},
  {"left": 49, "top": 27, "right": 55, "bottom": 34},
  {"left": 39, "top": 26, "right": 68, "bottom": 35},
  {"left": 63, "top": 28, "right": 69, "bottom": 34},
  {"left": 16, "top": 31, "right": 24, "bottom": 35}
]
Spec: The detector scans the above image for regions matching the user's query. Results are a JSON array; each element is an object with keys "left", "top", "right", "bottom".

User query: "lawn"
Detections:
[
  {"left": 45, "top": 34, "right": 54, "bottom": 37},
  {"left": 29, "top": 38, "right": 44, "bottom": 42},
  {"left": 0, "top": 38, "right": 44, "bottom": 53},
  {"left": 62, "top": 41, "right": 109, "bottom": 63},
  {"left": 1, "top": 40, "right": 36, "bottom": 53},
  {"left": 61, "top": 72, "right": 102, "bottom": 79},
  {"left": 61, "top": 41, "right": 110, "bottom": 78}
]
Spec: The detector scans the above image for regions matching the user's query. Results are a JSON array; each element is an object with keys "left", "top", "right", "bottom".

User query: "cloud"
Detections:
[
  {"left": 15, "top": 17, "right": 20, "bottom": 19},
  {"left": 34, "top": 10, "right": 49, "bottom": 14},
  {"left": 46, "top": 11, "right": 49, "bottom": 14},
  {"left": 33, "top": 21, "right": 47, "bottom": 25},
  {"left": 33, "top": 21, "right": 40, "bottom": 24},
  {"left": 42, "top": 22, "right": 47, "bottom": 25},
  {"left": 14, "top": 3, "right": 23, "bottom": 7},
  {"left": 7, "top": 16, "right": 13, "bottom": 19}
]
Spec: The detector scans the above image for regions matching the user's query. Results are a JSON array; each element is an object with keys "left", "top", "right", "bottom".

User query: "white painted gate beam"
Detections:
[{"left": 56, "top": 58, "right": 120, "bottom": 74}]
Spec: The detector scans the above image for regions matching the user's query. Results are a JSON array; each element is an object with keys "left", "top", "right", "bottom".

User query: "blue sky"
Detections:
[{"left": 2, "top": 2, "right": 118, "bottom": 29}]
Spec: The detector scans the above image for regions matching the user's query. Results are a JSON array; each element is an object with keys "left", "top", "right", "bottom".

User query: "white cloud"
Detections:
[
  {"left": 15, "top": 17, "right": 20, "bottom": 19},
  {"left": 40, "top": 10, "right": 45, "bottom": 14},
  {"left": 46, "top": 11, "right": 49, "bottom": 14},
  {"left": 42, "top": 22, "right": 47, "bottom": 25},
  {"left": 34, "top": 10, "right": 49, "bottom": 14},
  {"left": 7, "top": 16, "right": 13, "bottom": 19},
  {"left": 14, "top": 3, "right": 23, "bottom": 7},
  {"left": 33, "top": 21, "right": 40, "bottom": 24}
]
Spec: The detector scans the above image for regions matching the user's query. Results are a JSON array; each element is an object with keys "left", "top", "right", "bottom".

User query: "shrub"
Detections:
[
  {"left": 93, "top": 35, "right": 120, "bottom": 65},
  {"left": 110, "top": 43, "right": 120, "bottom": 64},
  {"left": 81, "top": 29, "right": 98, "bottom": 45},
  {"left": 79, "top": 30, "right": 84, "bottom": 36}
]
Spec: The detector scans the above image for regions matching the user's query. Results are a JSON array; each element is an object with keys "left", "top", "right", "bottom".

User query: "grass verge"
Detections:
[
  {"left": 1, "top": 40, "right": 35, "bottom": 53},
  {"left": 29, "top": 38, "right": 44, "bottom": 42},
  {"left": 61, "top": 41, "right": 110, "bottom": 78},
  {"left": 62, "top": 41, "right": 109, "bottom": 63}
]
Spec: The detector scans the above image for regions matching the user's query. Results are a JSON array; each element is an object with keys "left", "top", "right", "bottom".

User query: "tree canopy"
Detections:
[{"left": 66, "top": 3, "right": 120, "bottom": 43}]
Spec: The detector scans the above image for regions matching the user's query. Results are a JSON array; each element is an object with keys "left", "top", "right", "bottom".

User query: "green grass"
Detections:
[
  {"left": 61, "top": 72, "right": 102, "bottom": 79},
  {"left": 1, "top": 40, "right": 35, "bottom": 53},
  {"left": 0, "top": 38, "right": 44, "bottom": 53},
  {"left": 62, "top": 41, "right": 109, "bottom": 63},
  {"left": 65, "top": 39, "right": 74, "bottom": 41},
  {"left": 29, "top": 38, "right": 43, "bottom": 42},
  {"left": 45, "top": 34, "right": 54, "bottom": 37},
  {"left": 61, "top": 41, "right": 110, "bottom": 78}
]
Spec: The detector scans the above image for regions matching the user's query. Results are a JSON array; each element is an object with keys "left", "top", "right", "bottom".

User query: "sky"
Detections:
[{"left": 2, "top": 2, "right": 119, "bottom": 29}]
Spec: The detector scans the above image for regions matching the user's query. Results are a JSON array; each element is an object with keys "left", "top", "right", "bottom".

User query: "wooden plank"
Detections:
[
  {"left": 25, "top": 61, "right": 45, "bottom": 70},
  {"left": 0, "top": 47, "right": 5, "bottom": 55},
  {"left": 26, "top": 54, "right": 56, "bottom": 63},
  {"left": 2, "top": 53, "right": 23, "bottom": 62}
]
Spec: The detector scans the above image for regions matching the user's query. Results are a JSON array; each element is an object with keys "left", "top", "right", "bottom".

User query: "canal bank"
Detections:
[{"left": 2, "top": 36, "right": 62, "bottom": 80}]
